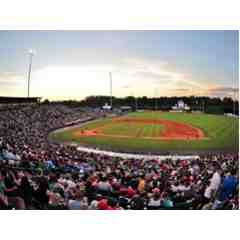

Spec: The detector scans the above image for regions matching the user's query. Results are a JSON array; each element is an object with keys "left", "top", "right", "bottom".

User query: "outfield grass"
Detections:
[{"left": 50, "top": 111, "right": 239, "bottom": 153}]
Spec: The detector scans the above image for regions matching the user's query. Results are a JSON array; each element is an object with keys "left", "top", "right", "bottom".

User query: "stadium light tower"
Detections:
[
  {"left": 27, "top": 49, "right": 35, "bottom": 98},
  {"left": 109, "top": 72, "right": 113, "bottom": 109}
]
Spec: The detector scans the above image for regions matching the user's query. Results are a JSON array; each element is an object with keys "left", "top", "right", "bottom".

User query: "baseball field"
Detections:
[{"left": 50, "top": 111, "right": 239, "bottom": 154}]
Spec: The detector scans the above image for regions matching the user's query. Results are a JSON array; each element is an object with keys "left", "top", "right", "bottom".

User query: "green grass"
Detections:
[
  {"left": 50, "top": 111, "right": 239, "bottom": 153},
  {"left": 101, "top": 121, "right": 165, "bottom": 137}
]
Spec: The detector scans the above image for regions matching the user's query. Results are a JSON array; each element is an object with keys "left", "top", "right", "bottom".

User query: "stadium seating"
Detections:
[{"left": 0, "top": 103, "right": 238, "bottom": 210}]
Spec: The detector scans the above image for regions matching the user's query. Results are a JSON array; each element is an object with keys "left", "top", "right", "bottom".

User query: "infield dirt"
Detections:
[{"left": 73, "top": 117, "right": 207, "bottom": 140}]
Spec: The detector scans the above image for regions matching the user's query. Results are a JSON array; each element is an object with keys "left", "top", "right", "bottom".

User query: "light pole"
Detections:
[{"left": 27, "top": 49, "right": 34, "bottom": 98}]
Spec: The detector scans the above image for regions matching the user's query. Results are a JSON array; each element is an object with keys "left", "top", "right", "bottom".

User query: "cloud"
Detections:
[
  {"left": 0, "top": 57, "right": 237, "bottom": 100},
  {"left": 121, "top": 84, "right": 132, "bottom": 89},
  {"left": 208, "top": 87, "right": 239, "bottom": 93},
  {"left": 205, "top": 86, "right": 239, "bottom": 100},
  {"left": 120, "top": 58, "right": 207, "bottom": 93},
  {"left": 135, "top": 71, "right": 175, "bottom": 84},
  {"left": 0, "top": 72, "right": 27, "bottom": 97},
  {"left": 0, "top": 72, "right": 25, "bottom": 86},
  {"left": 173, "top": 88, "right": 190, "bottom": 92}
]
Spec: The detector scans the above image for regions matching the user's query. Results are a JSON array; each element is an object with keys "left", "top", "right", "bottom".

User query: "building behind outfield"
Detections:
[{"left": 171, "top": 100, "right": 190, "bottom": 112}]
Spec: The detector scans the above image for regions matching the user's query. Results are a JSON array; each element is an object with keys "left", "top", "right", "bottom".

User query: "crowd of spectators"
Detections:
[{"left": 0, "top": 103, "right": 238, "bottom": 210}]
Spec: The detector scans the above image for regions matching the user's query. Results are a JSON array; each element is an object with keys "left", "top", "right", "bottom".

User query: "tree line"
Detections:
[{"left": 49, "top": 95, "right": 239, "bottom": 115}]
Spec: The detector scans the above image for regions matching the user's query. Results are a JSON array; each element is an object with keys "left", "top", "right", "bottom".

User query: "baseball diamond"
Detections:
[{"left": 50, "top": 111, "right": 239, "bottom": 154}]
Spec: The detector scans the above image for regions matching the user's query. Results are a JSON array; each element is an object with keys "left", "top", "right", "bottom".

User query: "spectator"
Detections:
[
  {"left": 212, "top": 168, "right": 238, "bottom": 209},
  {"left": 0, "top": 103, "right": 238, "bottom": 210}
]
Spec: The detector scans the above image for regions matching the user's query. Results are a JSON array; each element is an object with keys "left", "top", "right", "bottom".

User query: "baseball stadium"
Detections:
[{"left": 0, "top": 30, "right": 239, "bottom": 210}]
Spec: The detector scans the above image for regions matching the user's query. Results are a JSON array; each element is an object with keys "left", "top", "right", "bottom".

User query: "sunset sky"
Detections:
[{"left": 0, "top": 30, "right": 238, "bottom": 100}]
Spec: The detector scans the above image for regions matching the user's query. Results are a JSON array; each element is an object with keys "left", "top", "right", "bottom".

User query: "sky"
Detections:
[{"left": 0, "top": 30, "right": 238, "bottom": 100}]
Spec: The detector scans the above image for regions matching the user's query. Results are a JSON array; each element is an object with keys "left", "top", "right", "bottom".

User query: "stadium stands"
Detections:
[
  {"left": 0, "top": 96, "right": 41, "bottom": 104},
  {"left": 0, "top": 103, "right": 238, "bottom": 210}
]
